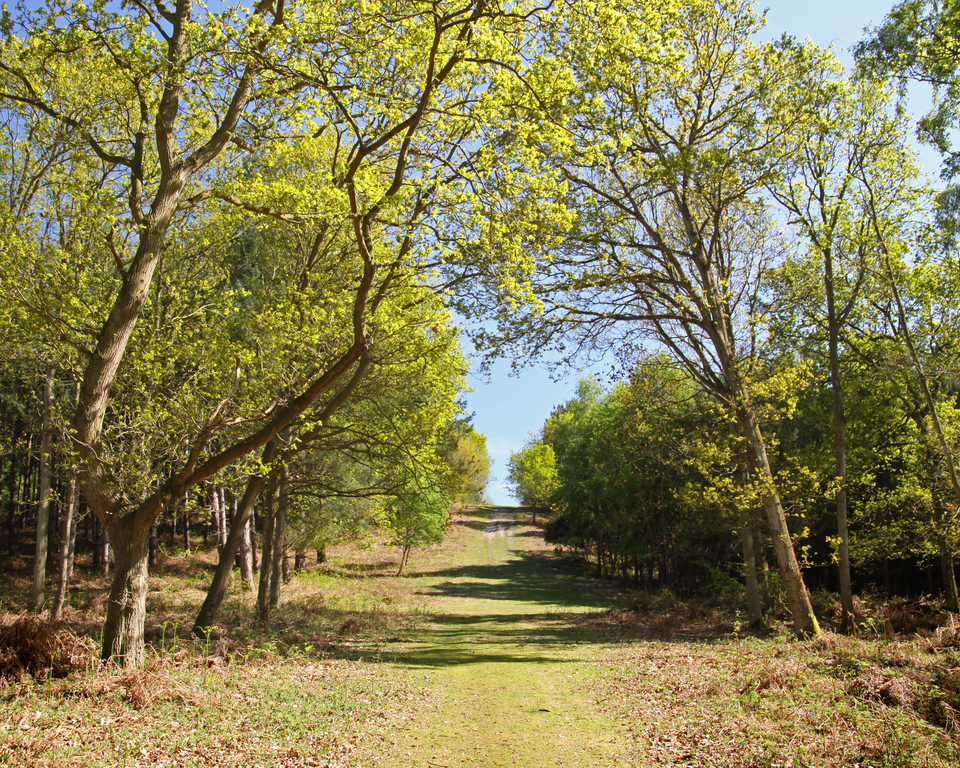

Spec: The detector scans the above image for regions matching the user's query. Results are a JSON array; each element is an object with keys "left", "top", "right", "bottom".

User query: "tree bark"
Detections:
[
  {"left": 50, "top": 475, "right": 79, "bottom": 620},
  {"left": 65, "top": 502, "right": 78, "bottom": 580},
  {"left": 210, "top": 486, "right": 221, "bottom": 550},
  {"left": 822, "top": 247, "right": 856, "bottom": 632},
  {"left": 270, "top": 466, "right": 287, "bottom": 608},
  {"left": 98, "top": 524, "right": 111, "bottom": 578},
  {"left": 739, "top": 509, "right": 764, "bottom": 628},
  {"left": 733, "top": 399, "right": 821, "bottom": 637},
  {"left": 5, "top": 421, "right": 17, "bottom": 555},
  {"left": 148, "top": 522, "right": 158, "bottom": 568},
  {"left": 100, "top": 516, "right": 150, "bottom": 666},
  {"left": 257, "top": 481, "right": 278, "bottom": 623},
  {"left": 31, "top": 368, "right": 55, "bottom": 610},
  {"left": 236, "top": 495, "right": 255, "bottom": 591}
]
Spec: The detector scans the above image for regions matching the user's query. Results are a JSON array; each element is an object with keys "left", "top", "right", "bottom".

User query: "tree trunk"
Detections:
[
  {"left": 65, "top": 503, "right": 78, "bottom": 580},
  {"left": 5, "top": 424, "right": 17, "bottom": 555},
  {"left": 734, "top": 400, "right": 821, "bottom": 637},
  {"left": 193, "top": 467, "right": 272, "bottom": 636},
  {"left": 100, "top": 517, "right": 150, "bottom": 666},
  {"left": 236, "top": 496, "right": 255, "bottom": 591},
  {"left": 218, "top": 486, "right": 227, "bottom": 550},
  {"left": 934, "top": 496, "right": 959, "bottom": 611},
  {"left": 251, "top": 507, "right": 259, "bottom": 572},
  {"left": 50, "top": 474, "right": 79, "bottom": 620},
  {"left": 210, "top": 486, "right": 221, "bottom": 550},
  {"left": 6, "top": 421, "right": 18, "bottom": 554},
  {"left": 941, "top": 547, "right": 959, "bottom": 612},
  {"left": 31, "top": 368, "right": 55, "bottom": 610},
  {"left": 397, "top": 544, "right": 411, "bottom": 576},
  {"left": 295, "top": 551, "right": 306, "bottom": 571},
  {"left": 739, "top": 509, "right": 764, "bottom": 628},
  {"left": 98, "top": 524, "right": 111, "bottom": 578},
  {"left": 823, "top": 248, "right": 855, "bottom": 632},
  {"left": 148, "top": 522, "right": 158, "bottom": 568},
  {"left": 257, "top": 482, "right": 278, "bottom": 623},
  {"left": 270, "top": 467, "right": 287, "bottom": 608}
]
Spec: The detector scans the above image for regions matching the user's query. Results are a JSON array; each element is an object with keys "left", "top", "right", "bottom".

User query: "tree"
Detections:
[
  {"left": 767, "top": 72, "right": 917, "bottom": 630},
  {"left": 439, "top": 418, "right": 492, "bottom": 504},
  {"left": 476, "top": 0, "right": 824, "bottom": 635},
  {"left": 387, "top": 478, "right": 450, "bottom": 576},
  {"left": 506, "top": 440, "right": 557, "bottom": 518},
  {"left": 856, "top": 1, "right": 960, "bottom": 176}
]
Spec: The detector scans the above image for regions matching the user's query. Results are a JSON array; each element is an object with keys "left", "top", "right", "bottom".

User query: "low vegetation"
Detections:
[{"left": 0, "top": 507, "right": 958, "bottom": 767}]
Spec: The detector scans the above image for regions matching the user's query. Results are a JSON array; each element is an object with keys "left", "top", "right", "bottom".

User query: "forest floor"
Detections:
[{"left": 1, "top": 505, "right": 960, "bottom": 767}]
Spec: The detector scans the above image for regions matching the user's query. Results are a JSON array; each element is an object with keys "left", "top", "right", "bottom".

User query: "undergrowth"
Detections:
[{"left": 0, "top": 511, "right": 958, "bottom": 767}]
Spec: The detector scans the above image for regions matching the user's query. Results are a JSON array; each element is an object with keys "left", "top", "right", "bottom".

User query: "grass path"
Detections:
[{"left": 355, "top": 505, "right": 634, "bottom": 768}]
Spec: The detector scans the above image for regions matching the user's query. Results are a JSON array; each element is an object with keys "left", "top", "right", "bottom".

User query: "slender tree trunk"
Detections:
[
  {"left": 251, "top": 507, "right": 259, "bottom": 572},
  {"left": 5, "top": 422, "right": 17, "bottom": 555},
  {"left": 822, "top": 249, "right": 856, "bottom": 632},
  {"left": 218, "top": 486, "right": 227, "bottom": 549},
  {"left": 934, "top": 496, "right": 959, "bottom": 611},
  {"left": 397, "top": 544, "right": 411, "bottom": 576},
  {"left": 733, "top": 398, "right": 821, "bottom": 637},
  {"left": 257, "top": 482, "right": 278, "bottom": 623},
  {"left": 210, "top": 486, "right": 221, "bottom": 550},
  {"left": 941, "top": 546, "right": 958, "bottom": 612},
  {"left": 47, "top": 480, "right": 59, "bottom": 571},
  {"left": 270, "top": 467, "right": 287, "bottom": 608},
  {"left": 98, "top": 524, "right": 111, "bottom": 578},
  {"left": 236, "top": 495, "right": 255, "bottom": 591},
  {"left": 50, "top": 474, "right": 80, "bottom": 620},
  {"left": 148, "top": 522, "right": 158, "bottom": 567},
  {"left": 739, "top": 510, "right": 764, "bottom": 628},
  {"left": 31, "top": 369, "right": 56, "bottom": 610},
  {"left": 65, "top": 503, "right": 78, "bottom": 580}
]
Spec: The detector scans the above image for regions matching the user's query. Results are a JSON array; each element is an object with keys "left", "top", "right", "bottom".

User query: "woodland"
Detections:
[{"left": 0, "top": 0, "right": 959, "bottom": 696}]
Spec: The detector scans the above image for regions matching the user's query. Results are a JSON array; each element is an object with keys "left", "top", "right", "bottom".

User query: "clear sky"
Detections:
[{"left": 460, "top": 0, "right": 927, "bottom": 506}]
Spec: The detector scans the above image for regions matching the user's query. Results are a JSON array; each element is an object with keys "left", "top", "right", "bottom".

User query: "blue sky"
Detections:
[{"left": 462, "top": 0, "right": 930, "bottom": 506}]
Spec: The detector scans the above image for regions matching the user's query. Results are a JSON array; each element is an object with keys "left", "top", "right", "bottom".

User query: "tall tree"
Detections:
[
  {"left": 474, "top": 0, "right": 824, "bottom": 635},
  {"left": 768, "top": 73, "right": 915, "bottom": 631}
]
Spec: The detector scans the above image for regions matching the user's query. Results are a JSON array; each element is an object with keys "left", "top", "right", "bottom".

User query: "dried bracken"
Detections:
[{"left": 0, "top": 613, "right": 94, "bottom": 682}]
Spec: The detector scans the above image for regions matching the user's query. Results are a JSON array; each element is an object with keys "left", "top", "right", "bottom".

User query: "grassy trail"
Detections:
[{"left": 357, "top": 505, "right": 633, "bottom": 768}]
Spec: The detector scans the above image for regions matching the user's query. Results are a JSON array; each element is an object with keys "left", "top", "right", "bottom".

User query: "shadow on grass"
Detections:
[
  {"left": 374, "top": 608, "right": 618, "bottom": 667},
  {"left": 418, "top": 551, "right": 620, "bottom": 612}
]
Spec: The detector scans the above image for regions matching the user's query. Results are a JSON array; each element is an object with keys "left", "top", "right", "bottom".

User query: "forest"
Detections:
[{"left": 0, "top": 0, "right": 959, "bottom": 678}]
